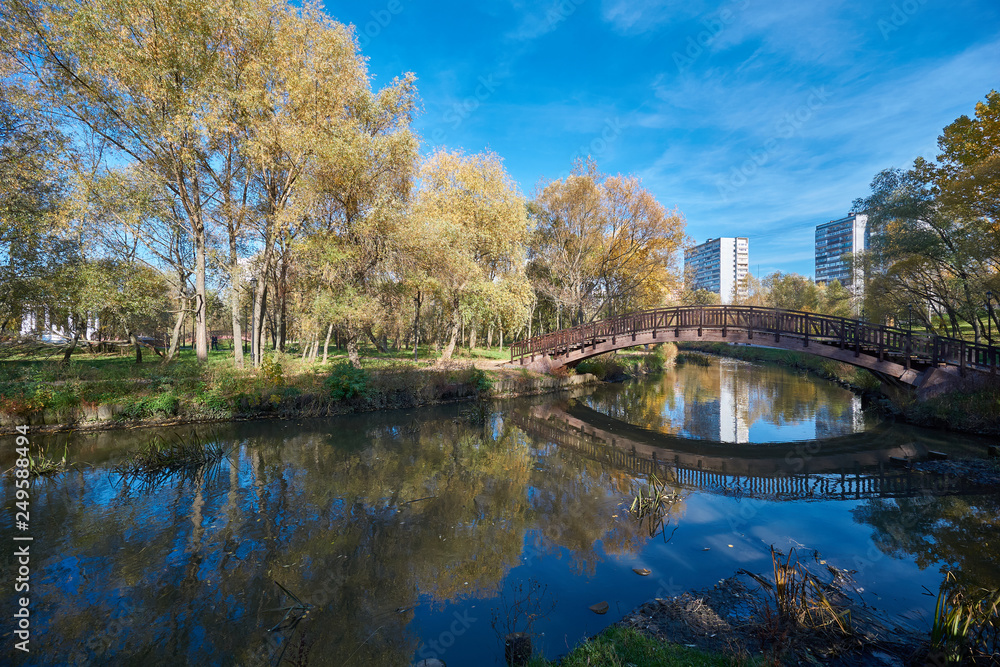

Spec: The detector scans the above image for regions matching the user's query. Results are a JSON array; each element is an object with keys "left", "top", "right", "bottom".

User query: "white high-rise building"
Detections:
[
  {"left": 684, "top": 237, "right": 749, "bottom": 304},
  {"left": 815, "top": 212, "right": 868, "bottom": 289}
]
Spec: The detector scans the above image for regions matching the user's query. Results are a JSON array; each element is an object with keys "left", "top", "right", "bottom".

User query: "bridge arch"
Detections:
[{"left": 508, "top": 306, "right": 997, "bottom": 394}]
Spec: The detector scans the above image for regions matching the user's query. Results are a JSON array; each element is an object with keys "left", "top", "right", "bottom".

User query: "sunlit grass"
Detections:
[{"left": 526, "top": 626, "right": 750, "bottom": 666}]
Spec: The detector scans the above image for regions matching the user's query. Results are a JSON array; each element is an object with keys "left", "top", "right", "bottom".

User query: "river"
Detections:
[{"left": 2, "top": 354, "right": 997, "bottom": 665}]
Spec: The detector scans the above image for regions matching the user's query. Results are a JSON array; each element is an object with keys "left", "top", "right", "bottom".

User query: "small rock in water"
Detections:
[
  {"left": 632, "top": 568, "right": 651, "bottom": 576},
  {"left": 414, "top": 660, "right": 446, "bottom": 667},
  {"left": 589, "top": 601, "right": 610, "bottom": 614}
]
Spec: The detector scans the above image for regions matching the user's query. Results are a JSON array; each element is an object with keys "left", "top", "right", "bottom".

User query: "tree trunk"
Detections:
[
  {"left": 165, "top": 304, "right": 186, "bottom": 363},
  {"left": 469, "top": 324, "right": 477, "bottom": 352},
  {"left": 322, "top": 323, "right": 333, "bottom": 364},
  {"left": 346, "top": 335, "right": 361, "bottom": 368},
  {"left": 128, "top": 331, "right": 143, "bottom": 364},
  {"left": 487, "top": 325, "right": 493, "bottom": 349},
  {"left": 412, "top": 290, "right": 422, "bottom": 361},
  {"left": 229, "top": 241, "right": 244, "bottom": 368},
  {"left": 252, "top": 281, "right": 268, "bottom": 366},
  {"left": 277, "top": 259, "right": 288, "bottom": 352},
  {"left": 61, "top": 330, "right": 79, "bottom": 365},
  {"left": 194, "top": 230, "right": 209, "bottom": 363},
  {"left": 439, "top": 307, "right": 461, "bottom": 362},
  {"left": 365, "top": 326, "right": 389, "bottom": 353}
]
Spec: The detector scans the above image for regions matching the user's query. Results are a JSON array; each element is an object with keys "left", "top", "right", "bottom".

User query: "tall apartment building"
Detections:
[
  {"left": 815, "top": 212, "right": 868, "bottom": 289},
  {"left": 684, "top": 237, "right": 749, "bottom": 304}
]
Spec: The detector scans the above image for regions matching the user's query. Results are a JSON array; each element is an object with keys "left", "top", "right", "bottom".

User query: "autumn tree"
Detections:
[
  {"left": 530, "top": 159, "right": 686, "bottom": 324},
  {"left": 764, "top": 272, "right": 820, "bottom": 312},
  {"left": 0, "top": 69, "right": 70, "bottom": 334},
  {"left": 820, "top": 279, "right": 853, "bottom": 318},
  {"left": 411, "top": 149, "right": 532, "bottom": 362},
  {"left": 854, "top": 91, "right": 1000, "bottom": 339}
]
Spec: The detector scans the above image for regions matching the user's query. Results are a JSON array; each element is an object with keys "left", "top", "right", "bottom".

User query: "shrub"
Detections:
[
  {"left": 468, "top": 366, "right": 494, "bottom": 395},
  {"left": 575, "top": 353, "right": 625, "bottom": 381},
  {"left": 324, "top": 362, "right": 369, "bottom": 400},
  {"left": 260, "top": 353, "right": 285, "bottom": 388}
]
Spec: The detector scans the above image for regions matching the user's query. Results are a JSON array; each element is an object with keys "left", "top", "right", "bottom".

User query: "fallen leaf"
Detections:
[
  {"left": 589, "top": 601, "right": 610, "bottom": 614},
  {"left": 632, "top": 568, "right": 651, "bottom": 576}
]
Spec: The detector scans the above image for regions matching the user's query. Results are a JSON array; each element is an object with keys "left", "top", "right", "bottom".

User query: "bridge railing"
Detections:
[{"left": 510, "top": 305, "right": 998, "bottom": 375}]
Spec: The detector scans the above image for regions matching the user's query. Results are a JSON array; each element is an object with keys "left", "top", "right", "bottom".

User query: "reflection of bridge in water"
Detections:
[{"left": 510, "top": 400, "right": 986, "bottom": 501}]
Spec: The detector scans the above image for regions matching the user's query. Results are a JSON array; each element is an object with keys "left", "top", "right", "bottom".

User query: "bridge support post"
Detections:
[
  {"left": 854, "top": 322, "right": 861, "bottom": 358},
  {"left": 803, "top": 313, "right": 809, "bottom": 347},
  {"left": 960, "top": 340, "right": 966, "bottom": 377},
  {"left": 905, "top": 333, "right": 912, "bottom": 371},
  {"left": 698, "top": 308, "right": 703, "bottom": 338},
  {"left": 839, "top": 319, "right": 845, "bottom": 349}
]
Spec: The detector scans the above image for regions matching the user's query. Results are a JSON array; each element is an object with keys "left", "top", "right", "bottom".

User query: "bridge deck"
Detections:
[{"left": 509, "top": 306, "right": 997, "bottom": 385}]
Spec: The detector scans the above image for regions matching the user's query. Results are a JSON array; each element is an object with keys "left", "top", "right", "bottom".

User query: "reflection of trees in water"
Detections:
[
  {"left": 27, "top": 417, "right": 537, "bottom": 666},
  {"left": 20, "top": 412, "right": 665, "bottom": 665},
  {"left": 852, "top": 494, "right": 1000, "bottom": 591},
  {"left": 584, "top": 357, "right": 856, "bottom": 441},
  {"left": 526, "top": 447, "right": 684, "bottom": 575}
]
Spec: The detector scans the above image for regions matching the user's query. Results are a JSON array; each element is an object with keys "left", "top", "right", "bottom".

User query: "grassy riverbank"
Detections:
[
  {"left": 677, "top": 341, "right": 1000, "bottom": 435},
  {"left": 527, "top": 626, "right": 744, "bottom": 666},
  {"left": 0, "top": 344, "right": 588, "bottom": 432}
]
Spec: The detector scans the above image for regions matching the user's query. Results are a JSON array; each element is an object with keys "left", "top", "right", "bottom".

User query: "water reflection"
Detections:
[
  {"left": 583, "top": 355, "right": 871, "bottom": 443},
  {"left": 1, "top": 364, "right": 997, "bottom": 666},
  {"left": 853, "top": 494, "right": 1000, "bottom": 591}
]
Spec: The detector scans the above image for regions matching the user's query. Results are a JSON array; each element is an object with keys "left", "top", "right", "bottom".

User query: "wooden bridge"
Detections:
[{"left": 509, "top": 306, "right": 997, "bottom": 394}]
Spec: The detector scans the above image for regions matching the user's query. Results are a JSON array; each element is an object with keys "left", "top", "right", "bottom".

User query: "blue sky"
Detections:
[{"left": 326, "top": 0, "right": 999, "bottom": 278}]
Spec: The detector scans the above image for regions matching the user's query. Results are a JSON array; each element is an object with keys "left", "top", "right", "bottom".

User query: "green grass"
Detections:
[
  {"left": 528, "top": 626, "right": 747, "bottom": 666},
  {"left": 0, "top": 341, "right": 513, "bottom": 424}
]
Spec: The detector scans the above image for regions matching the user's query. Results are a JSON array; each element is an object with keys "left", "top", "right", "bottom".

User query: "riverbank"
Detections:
[
  {"left": 677, "top": 342, "right": 1000, "bottom": 435},
  {"left": 0, "top": 349, "right": 597, "bottom": 434}
]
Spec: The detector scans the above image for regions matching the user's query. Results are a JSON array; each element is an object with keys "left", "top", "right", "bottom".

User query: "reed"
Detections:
[
  {"left": 930, "top": 571, "right": 1000, "bottom": 664},
  {"left": 113, "top": 431, "right": 229, "bottom": 487},
  {"left": 28, "top": 444, "right": 69, "bottom": 477},
  {"left": 628, "top": 473, "right": 681, "bottom": 538},
  {"left": 741, "top": 547, "right": 851, "bottom": 637}
]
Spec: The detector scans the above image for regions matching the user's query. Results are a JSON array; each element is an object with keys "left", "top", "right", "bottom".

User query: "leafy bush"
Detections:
[
  {"left": 260, "top": 353, "right": 285, "bottom": 388},
  {"left": 120, "top": 390, "right": 179, "bottom": 419},
  {"left": 575, "top": 353, "right": 625, "bottom": 381},
  {"left": 468, "top": 366, "right": 494, "bottom": 395},
  {"left": 324, "top": 362, "right": 369, "bottom": 400}
]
